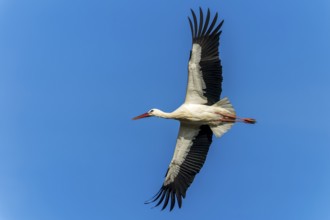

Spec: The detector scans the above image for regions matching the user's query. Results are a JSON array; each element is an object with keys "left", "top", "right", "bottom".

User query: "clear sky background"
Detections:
[{"left": 1, "top": 0, "right": 330, "bottom": 219}]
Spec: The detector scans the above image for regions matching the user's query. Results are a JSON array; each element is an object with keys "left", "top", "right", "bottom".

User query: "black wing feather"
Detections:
[
  {"left": 146, "top": 125, "right": 213, "bottom": 211},
  {"left": 191, "top": 9, "right": 198, "bottom": 38},
  {"left": 188, "top": 17, "right": 194, "bottom": 40},
  {"left": 197, "top": 7, "right": 204, "bottom": 38},
  {"left": 201, "top": 9, "right": 211, "bottom": 38}
]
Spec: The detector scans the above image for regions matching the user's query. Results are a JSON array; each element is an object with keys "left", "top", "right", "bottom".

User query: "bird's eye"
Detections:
[{"left": 149, "top": 110, "right": 154, "bottom": 113}]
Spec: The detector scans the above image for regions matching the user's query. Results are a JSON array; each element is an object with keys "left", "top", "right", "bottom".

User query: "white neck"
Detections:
[{"left": 153, "top": 109, "right": 177, "bottom": 119}]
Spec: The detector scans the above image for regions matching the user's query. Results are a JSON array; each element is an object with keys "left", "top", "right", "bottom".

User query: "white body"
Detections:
[
  {"left": 150, "top": 97, "right": 235, "bottom": 138},
  {"left": 172, "top": 103, "right": 231, "bottom": 125}
]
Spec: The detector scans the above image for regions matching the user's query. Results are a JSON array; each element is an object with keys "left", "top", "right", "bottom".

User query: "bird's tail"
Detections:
[
  {"left": 210, "top": 97, "right": 236, "bottom": 138},
  {"left": 212, "top": 97, "right": 236, "bottom": 115},
  {"left": 214, "top": 97, "right": 256, "bottom": 124},
  {"left": 210, "top": 97, "right": 256, "bottom": 137}
]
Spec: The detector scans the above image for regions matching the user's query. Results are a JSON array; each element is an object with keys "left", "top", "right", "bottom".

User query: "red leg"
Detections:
[{"left": 215, "top": 112, "right": 256, "bottom": 124}]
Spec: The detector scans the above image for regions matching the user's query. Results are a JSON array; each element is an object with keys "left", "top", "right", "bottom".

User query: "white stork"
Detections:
[{"left": 133, "top": 8, "right": 256, "bottom": 211}]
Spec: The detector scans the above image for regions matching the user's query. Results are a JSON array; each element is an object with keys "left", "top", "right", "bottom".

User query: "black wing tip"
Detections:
[
  {"left": 145, "top": 185, "right": 184, "bottom": 211},
  {"left": 219, "top": 19, "right": 225, "bottom": 30},
  {"left": 189, "top": 8, "right": 224, "bottom": 41}
]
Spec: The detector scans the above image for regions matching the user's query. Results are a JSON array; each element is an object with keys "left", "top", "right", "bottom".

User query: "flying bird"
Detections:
[{"left": 133, "top": 8, "right": 256, "bottom": 211}]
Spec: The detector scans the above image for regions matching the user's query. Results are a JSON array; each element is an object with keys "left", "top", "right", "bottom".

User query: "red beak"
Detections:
[{"left": 132, "top": 112, "right": 151, "bottom": 120}]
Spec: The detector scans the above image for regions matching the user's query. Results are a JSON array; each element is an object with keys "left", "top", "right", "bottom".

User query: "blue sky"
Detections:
[{"left": 1, "top": 0, "right": 330, "bottom": 219}]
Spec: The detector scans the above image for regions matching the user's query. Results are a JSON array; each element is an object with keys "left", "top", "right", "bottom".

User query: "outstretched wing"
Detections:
[
  {"left": 146, "top": 124, "right": 213, "bottom": 211},
  {"left": 185, "top": 8, "right": 224, "bottom": 105}
]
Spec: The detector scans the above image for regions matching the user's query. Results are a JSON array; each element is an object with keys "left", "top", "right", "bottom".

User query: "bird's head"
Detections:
[{"left": 132, "top": 109, "right": 160, "bottom": 120}]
